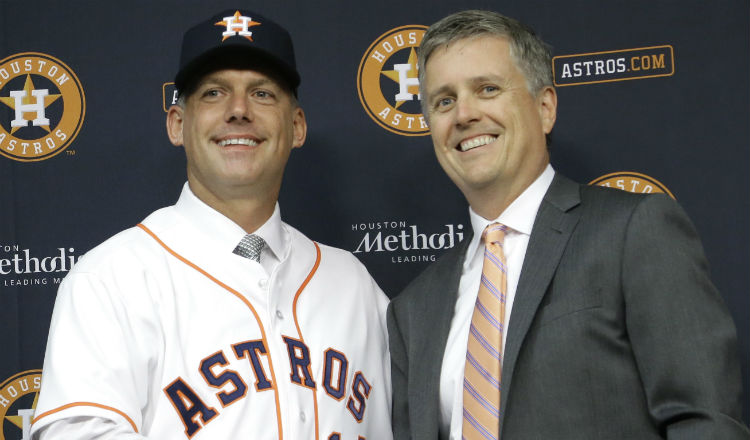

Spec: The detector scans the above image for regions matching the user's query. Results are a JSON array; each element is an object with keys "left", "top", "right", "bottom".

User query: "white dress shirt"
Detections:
[{"left": 439, "top": 165, "right": 555, "bottom": 439}]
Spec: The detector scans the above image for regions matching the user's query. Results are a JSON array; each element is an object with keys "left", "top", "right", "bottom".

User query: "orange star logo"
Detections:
[
  {"left": 215, "top": 10, "right": 261, "bottom": 42},
  {"left": 381, "top": 47, "right": 420, "bottom": 109}
]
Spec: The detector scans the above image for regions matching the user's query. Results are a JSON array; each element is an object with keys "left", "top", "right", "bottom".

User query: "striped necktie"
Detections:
[{"left": 462, "top": 223, "right": 508, "bottom": 440}]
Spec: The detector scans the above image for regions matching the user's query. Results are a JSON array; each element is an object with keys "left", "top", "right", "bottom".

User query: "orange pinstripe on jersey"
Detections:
[
  {"left": 33, "top": 225, "right": 324, "bottom": 438},
  {"left": 32, "top": 402, "right": 139, "bottom": 432},
  {"left": 292, "top": 241, "right": 322, "bottom": 440},
  {"left": 137, "top": 223, "right": 292, "bottom": 438}
]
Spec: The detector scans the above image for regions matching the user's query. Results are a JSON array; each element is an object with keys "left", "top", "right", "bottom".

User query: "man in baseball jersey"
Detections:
[{"left": 30, "top": 9, "right": 392, "bottom": 440}]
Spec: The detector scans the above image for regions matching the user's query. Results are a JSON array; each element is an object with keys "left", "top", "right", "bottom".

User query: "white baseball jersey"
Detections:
[{"left": 31, "top": 184, "right": 393, "bottom": 440}]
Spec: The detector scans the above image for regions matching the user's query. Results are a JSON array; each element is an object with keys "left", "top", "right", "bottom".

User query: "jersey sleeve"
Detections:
[
  {"left": 33, "top": 416, "right": 149, "bottom": 439},
  {"left": 31, "top": 267, "right": 161, "bottom": 438}
]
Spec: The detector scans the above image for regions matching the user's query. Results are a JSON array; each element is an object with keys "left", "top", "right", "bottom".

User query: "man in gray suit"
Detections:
[{"left": 387, "top": 9, "right": 749, "bottom": 440}]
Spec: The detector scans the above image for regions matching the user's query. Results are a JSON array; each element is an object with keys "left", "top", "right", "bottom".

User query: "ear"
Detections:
[
  {"left": 291, "top": 106, "right": 307, "bottom": 149},
  {"left": 537, "top": 86, "right": 557, "bottom": 135},
  {"left": 166, "top": 105, "right": 185, "bottom": 147}
]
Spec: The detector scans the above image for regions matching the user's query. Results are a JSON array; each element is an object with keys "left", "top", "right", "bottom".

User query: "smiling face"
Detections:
[
  {"left": 422, "top": 35, "right": 556, "bottom": 217},
  {"left": 166, "top": 68, "right": 306, "bottom": 206}
]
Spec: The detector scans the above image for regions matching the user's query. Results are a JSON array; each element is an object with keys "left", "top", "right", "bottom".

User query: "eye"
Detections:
[
  {"left": 200, "top": 88, "right": 222, "bottom": 100},
  {"left": 433, "top": 96, "right": 455, "bottom": 112},
  {"left": 252, "top": 89, "right": 277, "bottom": 101},
  {"left": 479, "top": 84, "right": 500, "bottom": 96}
]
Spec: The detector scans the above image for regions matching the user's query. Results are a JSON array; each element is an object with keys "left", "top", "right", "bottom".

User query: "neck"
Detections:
[
  {"left": 188, "top": 181, "right": 279, "bottom": 233},
  {"left": 467, "top": 188, "right": 520, "bottom": 220},
  {"left": 465, "top": 165, "right": 548, "bottom": 220}
]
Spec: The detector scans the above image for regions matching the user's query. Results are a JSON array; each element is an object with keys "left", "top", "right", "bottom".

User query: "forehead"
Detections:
[
  {"left": 196, "top": 68, "right": 283, "bottom": 88},
  {"left": 423, "top": 36, "right": 523, "bottom": 90},
  {"left": 183, "top": 66, "right": 295, "bottom": 102}
]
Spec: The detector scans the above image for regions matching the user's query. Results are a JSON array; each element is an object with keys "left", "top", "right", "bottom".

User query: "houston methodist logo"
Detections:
[
  {"left": 589, "top": 171, "right": 674, "bottom": 199},
  {"left": 0, "top": 370, "right": 41, "bottom": 440},
  {"left": 216, "top": 10, "right": 260, "bottom": 41},
  {"left": 0, "top": 53, "right": 85, "bottom": 162},
  {"left": 357, "top": 25, "right": 429, "bottom": 136}
]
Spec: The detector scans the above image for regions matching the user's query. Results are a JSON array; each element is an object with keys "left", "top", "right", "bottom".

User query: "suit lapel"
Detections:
[{"left": 498, "top": 174, "right": 582, "bottom": 429}]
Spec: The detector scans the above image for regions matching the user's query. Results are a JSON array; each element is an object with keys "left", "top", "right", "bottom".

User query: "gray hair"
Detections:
[{"left": 418, "top": 10, "right": 553, "bottom": 114}]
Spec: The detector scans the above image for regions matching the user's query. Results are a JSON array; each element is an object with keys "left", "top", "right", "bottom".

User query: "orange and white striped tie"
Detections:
[{"left": 462, "top": 223, "right": 508, "bottom": 440}]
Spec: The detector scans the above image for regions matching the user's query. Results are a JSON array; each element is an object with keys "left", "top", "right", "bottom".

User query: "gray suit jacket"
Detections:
[{"left": 387, "top": 174, "right": 748, "bottom": 439}]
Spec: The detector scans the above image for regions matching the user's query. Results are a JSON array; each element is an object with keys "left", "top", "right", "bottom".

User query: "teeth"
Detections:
[
  {"left": 459, "top": 135, "right": 497, "bottom": 152},
  {"left": 218, "top": 138, "right": 258, "bottom": 147}
]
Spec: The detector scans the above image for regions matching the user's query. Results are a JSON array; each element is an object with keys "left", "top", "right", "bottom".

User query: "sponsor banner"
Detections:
[
  {"left": 0, "top": 370, "right": 41, "bottom": 440},
  {"left": 163, "top": 82, "right": 178, "bottom": 112},
  {"left": 0, "top": 53, "right": 85, "bottom": 162},
  {"left": 589, "top": 171, "right": 674, "bottom": 198},
  {"left": 553, "top": 45, "right": 674, "bottom": 87},
  {"left": 0, "top": 244, "right": 80, "bottom": 288},
  {"left": 357, "top": 25, "right": 429, "bottom": 136},
  {"left": 351, "top": 220, "right": 464, "bottom": 263}
]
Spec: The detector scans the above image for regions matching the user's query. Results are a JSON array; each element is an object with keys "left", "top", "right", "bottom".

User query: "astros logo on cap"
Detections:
[
  {"left": 0, "top": 52, "right": 85, "bottom": 162},
  {"left": 589, "top": 171, "right": 674, "bottom": 198},
  {"left": 216, "top": 11, "right": 261, "bottom": 42},
  {"left": 357, "top": 25, "right": 429, "bottom": 136}
]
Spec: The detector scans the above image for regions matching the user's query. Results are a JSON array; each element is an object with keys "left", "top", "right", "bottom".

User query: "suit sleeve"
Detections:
[
  {"left": 387, "top": 300, "right": 411, "bottom": 440},
  {"left": 622, "top": 194, "right": 749, "bottom": 438}
]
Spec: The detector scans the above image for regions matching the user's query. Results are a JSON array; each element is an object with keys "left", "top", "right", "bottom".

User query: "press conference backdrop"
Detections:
[{"left": 1, "top": 0, "right": 748, "bottom": 436}]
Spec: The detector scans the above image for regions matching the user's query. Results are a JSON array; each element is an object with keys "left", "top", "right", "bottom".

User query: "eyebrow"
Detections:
[
  {"left": 426, "top": 75, "right": 506, "bottom": 103},
  {"left": 197, "top": 75, "right": 277, "bottom": 90},
  {"left": 426, "top": 84, "right": 453, "bottom": 105}
]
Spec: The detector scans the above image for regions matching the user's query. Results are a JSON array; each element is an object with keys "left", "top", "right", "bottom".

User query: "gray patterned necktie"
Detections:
[{"left": 233, "top": 234, "right": 266, "bottom": 263}]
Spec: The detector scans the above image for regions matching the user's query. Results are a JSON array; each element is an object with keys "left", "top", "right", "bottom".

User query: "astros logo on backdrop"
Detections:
[
  {"left": 0, "top": 370, "right": 41, "bottom": 440},
  {"left": 357, "top": 25, "right": 429, "bottom": 136},
  {"left": 0, "top": 53, "right": 85, "bottom": 162},
  {"left": 590, "top": 171, "right": 674, "bottom": 198}
]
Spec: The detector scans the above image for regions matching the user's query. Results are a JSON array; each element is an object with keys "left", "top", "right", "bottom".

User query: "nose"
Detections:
[
  {"left": 454, "top": 95, "right": 481, "bottom": 128},
  {"left": 225, "top": 93, "right": 253, "bottom": 123}
]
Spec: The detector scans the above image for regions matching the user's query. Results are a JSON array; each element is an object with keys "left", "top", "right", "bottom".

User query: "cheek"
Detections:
[{"left": 429, "top": 118, "right": 452, "bottom": 146}]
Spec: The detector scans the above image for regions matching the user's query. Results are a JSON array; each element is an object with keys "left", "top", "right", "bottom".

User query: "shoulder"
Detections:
[
  {"left": 391, "top": 238, "right": 466, "bottom": 309},
  {"left": 285, "top": 224, "right": 365, "bottom": 268},
  {"left": 71, "top": 227, "right": 155, "bottom": 274},
  {"left": 286, "top": 224, "right": 387, "bottom": 297},
  {"left": 66, "top": 206, "right": 179, "bottom": 278},
  {"left": 555, "top": 175, "right": 680, "bottom": 225}
]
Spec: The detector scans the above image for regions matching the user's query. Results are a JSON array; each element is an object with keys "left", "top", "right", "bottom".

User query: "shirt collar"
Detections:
[
  {"left": 174, "top": 182, "right": 286, "bottom": 261},
  {"left": 466, "top": 164, "right": 555, "bottom": 260}
]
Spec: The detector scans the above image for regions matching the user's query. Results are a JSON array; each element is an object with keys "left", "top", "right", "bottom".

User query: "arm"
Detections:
[
  {"left": 622, "top": 195, "right": 749, "bottom": 438},
  {"left": 31, "top": 270, "right": 158, "bottom": 439},
  {"left": 387, "top": 300, "right": 411, "bottom": 440},
  {"left": 34, "top": 417, "right": 148, "bottom": 440}
]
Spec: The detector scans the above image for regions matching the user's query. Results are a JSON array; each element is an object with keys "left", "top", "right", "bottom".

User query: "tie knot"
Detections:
[
  {"left": 233, "top": 234, "right": 266, "bottom": 262},
  {"left": 483, "top": 223, "right": 508, "bottom": 246}
]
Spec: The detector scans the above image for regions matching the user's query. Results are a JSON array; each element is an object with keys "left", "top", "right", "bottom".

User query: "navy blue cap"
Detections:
[{"left": 175, "top": 9, "right": 299, "bottom": 96}]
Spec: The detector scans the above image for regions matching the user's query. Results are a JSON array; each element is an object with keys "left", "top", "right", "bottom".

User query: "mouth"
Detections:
[
  {"left": 216, "top": 137, "right": 260, "bottom": 148},
  {"left": 457, "top": 134, "right": 497, "bottom": 152}
]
